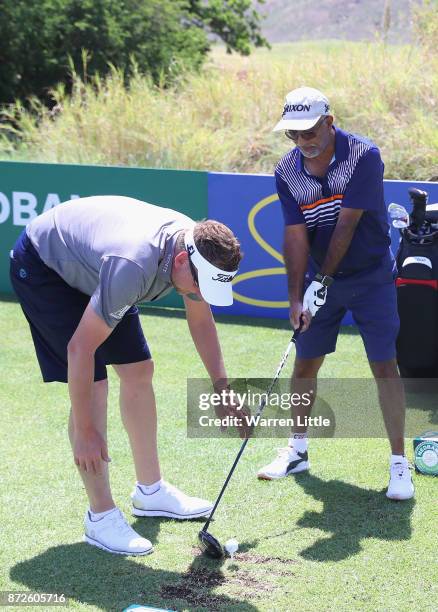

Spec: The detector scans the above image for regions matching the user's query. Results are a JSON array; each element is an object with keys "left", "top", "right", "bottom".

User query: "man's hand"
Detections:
[
  {"left": 73, "top": 428, "right": 110, "bottom": 475},
  {"left": 213, "top": 383, "right": 253, "bottom": 439},
  {"left": 290, "top": 300, "right": 312, "bottom": 332},
  {"left": 303, "top": 280, "right": 328, "bottom": 317},
  {"left": 214, "top": 399, "right": 253, "bottom": 439}
]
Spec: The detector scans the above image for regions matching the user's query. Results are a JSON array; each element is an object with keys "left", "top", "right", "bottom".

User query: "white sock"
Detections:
[
  {"left": 289, "top": 434, "right": 308, "bottom": 454},
  {"left": 391, "top": 454, "right": 406, "bottom": 465},
  {"left": 137, "top": 479, "right": 161, "bottom": 495},
  {"left": 89, "top": 507, "right": 117, "bottom": 522}
]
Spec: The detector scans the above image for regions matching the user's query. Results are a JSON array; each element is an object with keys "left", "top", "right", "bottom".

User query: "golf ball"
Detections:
[{"left": 224, "top": 538, "right": 239, "bottom": 556}]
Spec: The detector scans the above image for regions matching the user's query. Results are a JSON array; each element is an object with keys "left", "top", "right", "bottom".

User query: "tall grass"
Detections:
[{"left": 0, "top": 41, "right": 437, "bottom": 180}]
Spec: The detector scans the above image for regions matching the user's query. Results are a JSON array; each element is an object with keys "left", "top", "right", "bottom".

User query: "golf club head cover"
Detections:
[{"left": 303, "top": 280, "right": 328, "bottom": 317}]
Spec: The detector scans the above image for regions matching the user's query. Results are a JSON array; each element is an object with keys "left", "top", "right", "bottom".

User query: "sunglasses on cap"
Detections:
[{"left": 285, "top": 116, "right": 327, "bottom": 142}]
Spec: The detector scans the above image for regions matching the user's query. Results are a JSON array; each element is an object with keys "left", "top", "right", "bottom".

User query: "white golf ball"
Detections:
[{"left": 224, "top": 538, "right": 239, "bottom": 556}]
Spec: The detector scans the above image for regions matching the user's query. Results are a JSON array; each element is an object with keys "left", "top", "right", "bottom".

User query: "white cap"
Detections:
[
  {"left": 184, "top": 229, "right": 238, "bottom": 306},
  {"left": 273, "top": 86, "right": 330, "bottom": 131}
]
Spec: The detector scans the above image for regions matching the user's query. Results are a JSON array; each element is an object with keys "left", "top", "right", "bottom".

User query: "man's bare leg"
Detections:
[
  {"left": 291, "top": 356, "right": 325, "bottom": 433},
  {"left": 113, "top": 360, "right": 161, "bottom": 485},
  {"left": 115, "top": 359, "right": 213, "bottom": 518},
  {"left": 68, "top": 378, "right": 115, "bottom": 513},
  {"left": 369, "top": 358, "right": 414, "bottom": 500},
  {"left": 257, "top": 356, "right": 325, "bottom": 479},
  {"left": 369, "top": 358, "right": 405, "bottom": 455}
]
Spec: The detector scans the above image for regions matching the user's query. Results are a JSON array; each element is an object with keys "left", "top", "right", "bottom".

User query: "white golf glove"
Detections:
[{"left": 303, "top": 277, "right": 331, "bottom": 317}]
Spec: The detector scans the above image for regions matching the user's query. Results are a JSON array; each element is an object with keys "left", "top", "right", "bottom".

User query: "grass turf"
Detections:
[{"left": 0, "top": 298, "right": 436, "bottom": 611}]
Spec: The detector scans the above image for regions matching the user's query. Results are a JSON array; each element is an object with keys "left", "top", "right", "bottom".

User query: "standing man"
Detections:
[
  {"left": 257, "top": 87, "right": 414, "bottom": 500},
  {"left": 10, "top": 195, "right": 243, "bottom": 555}
]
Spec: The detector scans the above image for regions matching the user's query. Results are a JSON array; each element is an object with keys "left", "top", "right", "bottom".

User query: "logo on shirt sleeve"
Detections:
[{"left": 110, "top": 305, "right": 130, "bottom": 320}]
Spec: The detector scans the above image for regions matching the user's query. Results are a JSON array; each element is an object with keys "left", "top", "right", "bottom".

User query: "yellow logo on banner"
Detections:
[{"left": 232, "top": 193, "right": 289, "bottom": 308}]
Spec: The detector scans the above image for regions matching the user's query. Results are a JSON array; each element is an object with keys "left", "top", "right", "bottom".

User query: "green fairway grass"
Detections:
[{"left": 0, "top": 298, "right": 436, "bottom": 611}]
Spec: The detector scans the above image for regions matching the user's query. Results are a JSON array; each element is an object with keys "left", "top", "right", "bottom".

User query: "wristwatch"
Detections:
[{"left": 315, "top": 272, "right": 334, "bottom": 287}]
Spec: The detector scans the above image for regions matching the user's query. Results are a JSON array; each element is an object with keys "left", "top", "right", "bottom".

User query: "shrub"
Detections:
[{"left": 1, "top": 42, "right": 436, "bottom": 180}]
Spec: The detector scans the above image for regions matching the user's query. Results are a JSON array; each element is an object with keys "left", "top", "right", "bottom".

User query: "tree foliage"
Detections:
[
  {"left": 412, "top": 0, "right": 438, "bottom": 51},
  {"left": 188, "top": 0, "right": 268, "bottom": 55},
  {"left": 0, "top": 0, "right": 268, "bottom": 104}
]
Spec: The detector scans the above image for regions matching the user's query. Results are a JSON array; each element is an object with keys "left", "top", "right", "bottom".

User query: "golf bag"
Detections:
[{"left": 395, "top": 188, "right": 438, "bottom": 378}]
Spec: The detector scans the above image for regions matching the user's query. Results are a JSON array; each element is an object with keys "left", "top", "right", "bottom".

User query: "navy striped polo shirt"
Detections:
[{"left": 275, "top": 126, "right": 392, "bottom": 274}]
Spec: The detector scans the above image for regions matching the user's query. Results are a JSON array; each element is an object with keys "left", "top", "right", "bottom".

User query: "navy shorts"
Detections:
[
  {"left": 10, "top": 231, "right": 151, "bottom": 383},
  {"left": 296, "top": 257, "right": 400, "bottom": 362}
]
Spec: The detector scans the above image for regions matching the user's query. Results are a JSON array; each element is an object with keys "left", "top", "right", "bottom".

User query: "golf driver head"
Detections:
[{"left": 198, "top": 529, "right": 224, "bottom": 558}]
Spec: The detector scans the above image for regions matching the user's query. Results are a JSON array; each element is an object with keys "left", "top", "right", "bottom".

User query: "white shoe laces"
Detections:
[
  {"left": 111, "top": 511, "right": 136, "bottom": 537},
  {"left": 391, "top": 462, "right": 412, "bottom": 479},
  {"left": 270, "top": 447, "right": 293, "bottom": 466},
  {"left": 161, "top": 481, "right": 177, "bottom": 494},
  {"left": 161, "top": 481, "right": 190, "bottom": 501}
]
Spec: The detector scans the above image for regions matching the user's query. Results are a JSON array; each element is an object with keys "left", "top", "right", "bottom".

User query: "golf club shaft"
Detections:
[{"left": 202, "top": 327, "right": 301, "bottom": 531}]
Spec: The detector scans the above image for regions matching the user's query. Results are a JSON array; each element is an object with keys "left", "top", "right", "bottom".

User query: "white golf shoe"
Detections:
[
  {"left": 257, "top": 447, "right": 309, "bottom": 480},
  {"left": 131, "top": 480, "right": 213, "bottom": 519},
  {"left": 84, "top": 507, "right": 153, "bottom": 555},
  {"left": 386, "top": 460, "right": 415, "bottom": 500}
]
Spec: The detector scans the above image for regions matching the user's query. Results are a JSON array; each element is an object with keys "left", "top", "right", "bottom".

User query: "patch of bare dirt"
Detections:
[
  {"left": 233, "top": 552, "right": 299, "bottom": 565},
  {"left": 191, "top": 546, "right": 299, "bottom": 565},
  {"left": 160, "top": 552, "right": 299, "bottom": 609},
  {"left": 160, "top": 565, "right": 275, "bottom": 610}
]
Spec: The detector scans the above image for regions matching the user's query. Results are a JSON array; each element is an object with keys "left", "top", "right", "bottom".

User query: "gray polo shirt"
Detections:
[{"left": 26, "top": 196, "right": 195, "bottom": 327}]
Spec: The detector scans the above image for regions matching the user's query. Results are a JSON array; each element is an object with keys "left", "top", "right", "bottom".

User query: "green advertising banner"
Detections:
[{"left": 0, "top": 161, "right": 208, "bottom": 306}]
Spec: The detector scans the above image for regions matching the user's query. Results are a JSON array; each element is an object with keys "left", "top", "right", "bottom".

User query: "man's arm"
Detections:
[
  {"left": 183, "top": 295, "right": 227, "bottom": 389},
  {"left": 284, "top": 224, "right": 311, "bottom": 330},
  {"left": 67, "top": 303, "right": 113, "bottom": 473},
  {"left": 276, "top": 171, "right": 311, "bottom": 330},
  {"left": 319, "top": 207, "right": 364, "bottom": 276},
  {"left": 183, "top": 295, "right": 252, "bottom": 438},
  {"left": 284, "top": 224, "right": 309, "bottom": 303},
  {"left": 320, "top": 147, "right": 383, "bottom": 276}
]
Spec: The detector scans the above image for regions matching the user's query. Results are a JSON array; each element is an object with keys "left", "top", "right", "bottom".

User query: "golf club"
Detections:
[{"left": 198, "top": 325, "right": 302, "bottom": 558}]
